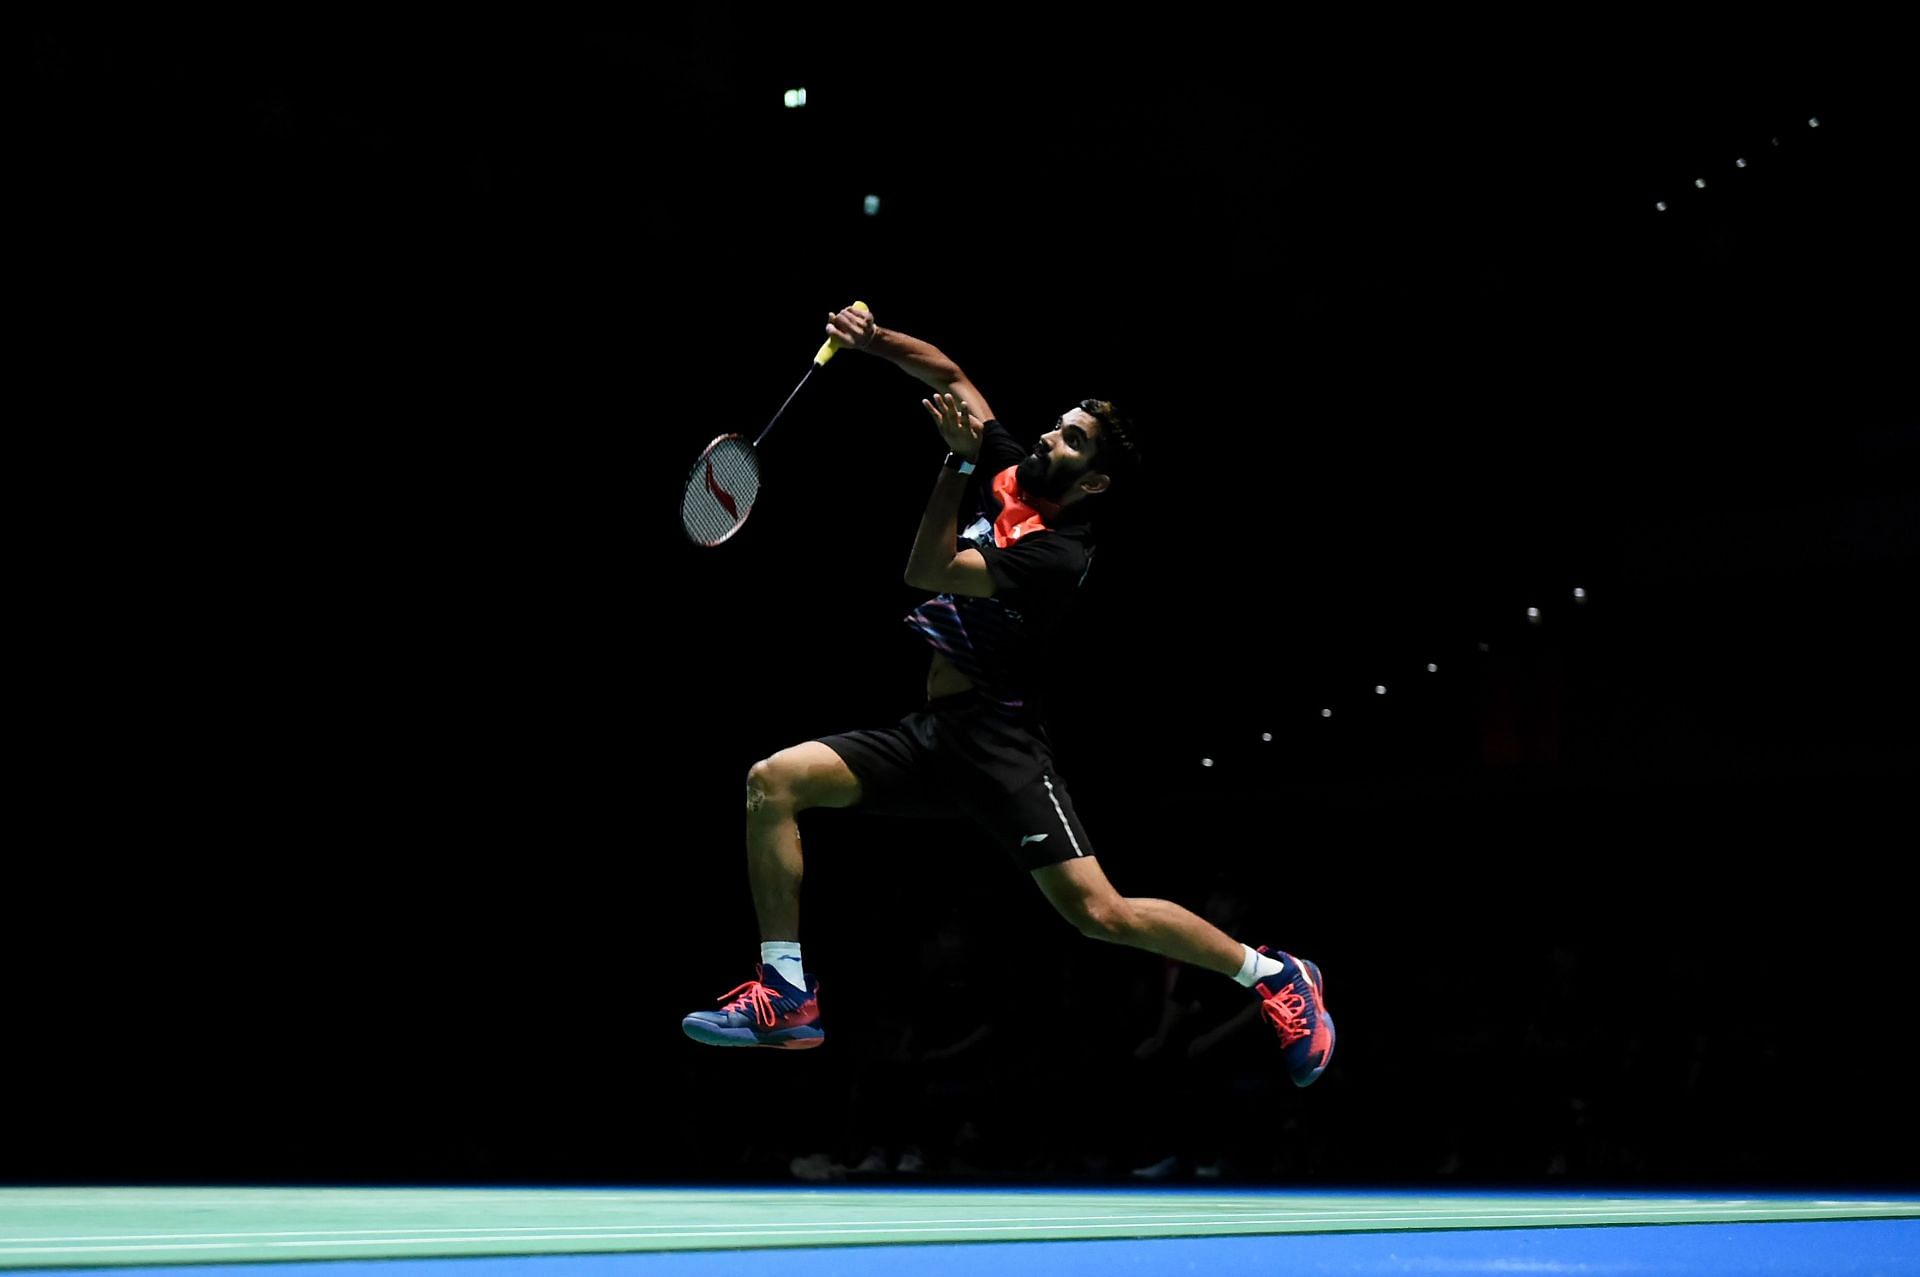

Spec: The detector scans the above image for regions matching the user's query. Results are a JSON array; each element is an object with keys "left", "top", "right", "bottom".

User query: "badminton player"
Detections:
[{"left": 682, "top": 305, "right": 1334, "bottom": 1087}]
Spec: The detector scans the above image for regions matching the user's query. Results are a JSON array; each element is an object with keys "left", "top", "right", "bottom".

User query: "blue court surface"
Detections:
[{"left": 2, "top": 1188, "right": 1915, "bottom": 1275}]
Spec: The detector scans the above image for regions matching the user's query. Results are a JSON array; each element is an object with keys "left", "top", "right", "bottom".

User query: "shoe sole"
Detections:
[{"left": 681, "top": 1017, "right": 824, "bottom": 1049}]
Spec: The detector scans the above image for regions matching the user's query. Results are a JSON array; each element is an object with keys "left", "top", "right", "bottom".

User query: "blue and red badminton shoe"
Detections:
[{"left": 682, "top": 964, "right": 823, "bottom": 1050}]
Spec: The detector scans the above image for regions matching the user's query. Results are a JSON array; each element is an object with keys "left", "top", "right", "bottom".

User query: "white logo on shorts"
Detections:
[{"left": 1020, "top": 834, "right": 1049, "bottom": 846}]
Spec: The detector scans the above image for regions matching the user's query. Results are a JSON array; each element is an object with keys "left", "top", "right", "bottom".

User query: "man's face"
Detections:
[{"left": 1016, "top": 407, "right": 1104, "bottom": 501}]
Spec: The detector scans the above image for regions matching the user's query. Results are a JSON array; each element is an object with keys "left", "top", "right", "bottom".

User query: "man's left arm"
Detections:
[{"left": 905, "top": 392, "right": 997, "bottom": 597}]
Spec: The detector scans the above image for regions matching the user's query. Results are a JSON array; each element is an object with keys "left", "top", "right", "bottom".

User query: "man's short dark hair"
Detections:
[{"left": 1080, "top": 399, "right": 1141, "bottom": 488}]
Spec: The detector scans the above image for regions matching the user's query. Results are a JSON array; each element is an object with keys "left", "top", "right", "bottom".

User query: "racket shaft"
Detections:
[{"left": 753, "top": 364, "right": 816, "bottom": 446}]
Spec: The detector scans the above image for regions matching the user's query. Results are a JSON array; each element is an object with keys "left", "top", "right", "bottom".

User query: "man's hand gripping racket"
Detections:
[{"left": 679, "top": 301, "right": 869, "bottom": 547}]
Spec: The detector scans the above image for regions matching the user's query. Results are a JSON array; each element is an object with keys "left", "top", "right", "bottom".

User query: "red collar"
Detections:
[{"left": 991, "top": 465, "right": 1063, "bottom": 547}]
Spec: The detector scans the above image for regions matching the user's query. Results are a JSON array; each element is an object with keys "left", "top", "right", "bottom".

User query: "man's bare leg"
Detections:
[
  {"left": 1030, "top": 857, "right": 1244, "bottom": 972},
  {"left": 744, "top": 742, "right": 862, "bottom": 942}
]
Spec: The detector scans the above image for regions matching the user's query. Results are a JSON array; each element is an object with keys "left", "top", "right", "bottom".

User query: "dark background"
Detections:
[{"left": 15, "top": 19, "right": 1916, "bottom": 1189}]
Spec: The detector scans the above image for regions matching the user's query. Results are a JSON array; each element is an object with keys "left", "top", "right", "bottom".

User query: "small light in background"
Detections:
[
  {"left": 1477, "top": 642, "right": 1490, "bottom": 652},
  {"left": 1261, "top": 732, "right": 1273, "bottom": 742},
  {"left": 1428, "top": 663, "right": 1438, "bottom": 673},
  {"left": 1808, "top": 117, "right": 1820, "bottom": 128},
  {"left": 1573, "top": 587, "right": 1587, "bottom": 600},
  {"left": 1375, "top": 685, "right": 1387, "bottom": 696},
  {"left": 1527, "top": 606, "right": 1542, "bottom": 623},
  {"left": 783, "top": 88, "right": 808, "bottom": 108},
  {"left": 863, "top": 194, "right": 880, "bottom": 216},
  {"left": 1695, "top": 178, "right": 1707, "bottom": 188},
  {"left": 1201, "top": 758, "right": 1214, "bottom": 768},
  {"left": 1736, "top": 158, "right": 1748, "bottom": 168},
  {"left": 1656, "top": 201, "right": 1668, "bottom": 211},
  {"left": 1321, "top": 708, "right": 1332, "bottom": 718}
]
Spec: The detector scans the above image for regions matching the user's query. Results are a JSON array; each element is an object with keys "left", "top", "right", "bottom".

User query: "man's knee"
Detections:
[
  {"left": 745, "top": 757, "right": 790, "bottom": 815},
  {"left": 747, "top": 745, "right": 852, "bottom": 816}
]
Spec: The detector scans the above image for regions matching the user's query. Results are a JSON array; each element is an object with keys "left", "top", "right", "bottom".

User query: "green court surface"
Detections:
[{"left": 2, "top": 1187, "right": 1916, "bottom": 1268}]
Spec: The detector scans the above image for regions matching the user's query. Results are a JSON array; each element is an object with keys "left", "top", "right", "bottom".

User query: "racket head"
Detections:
[{"left": 680, "top": 434, "right": 763, "bottom": 547}]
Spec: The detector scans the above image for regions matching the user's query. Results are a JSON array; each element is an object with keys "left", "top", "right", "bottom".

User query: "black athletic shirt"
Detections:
[{"left": 904, "top": 419, "right": 1096, "bottom": 715}]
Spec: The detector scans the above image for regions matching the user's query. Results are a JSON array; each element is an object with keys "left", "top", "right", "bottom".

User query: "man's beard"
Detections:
[{"left": 1017, "top": 452, "right": 1072, "bottom": 501}]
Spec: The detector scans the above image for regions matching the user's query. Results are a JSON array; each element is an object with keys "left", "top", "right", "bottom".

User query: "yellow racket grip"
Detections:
[{"left": 814, "top": 300, "right": 871, "bottom": 366}]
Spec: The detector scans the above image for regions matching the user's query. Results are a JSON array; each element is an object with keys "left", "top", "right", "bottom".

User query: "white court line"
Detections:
[
  {"left": 4, "top": 1200, "right": 1914, "bottom": 1243},
  {"left": 4, "top": 1205, "right": 1917, "bottom": 1256},
  {"left": 6, "top": 1193, "right": 1901, "bottom": 1211}
]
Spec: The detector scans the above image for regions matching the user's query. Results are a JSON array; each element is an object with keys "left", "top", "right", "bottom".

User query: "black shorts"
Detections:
[{"left": 816, "top": 691, "right": 1095, "bottom": 872}]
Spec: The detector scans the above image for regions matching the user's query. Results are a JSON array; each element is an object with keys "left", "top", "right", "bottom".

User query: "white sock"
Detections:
[
  {"left": 761, "top": 942, "right": 806, "bottom": 991},
  {"left": 1233, "top": 944, "right": 1284, "bottom": 988}
]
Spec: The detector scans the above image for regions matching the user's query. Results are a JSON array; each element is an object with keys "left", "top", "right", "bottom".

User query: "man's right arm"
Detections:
[{"left": 825, "top": 305, "right": 998, "bottom": 425}]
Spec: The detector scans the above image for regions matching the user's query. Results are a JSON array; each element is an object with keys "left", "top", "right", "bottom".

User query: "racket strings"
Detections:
[{"left": 681, "top": 440, "right": 762, "bottom": 546}]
